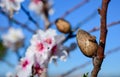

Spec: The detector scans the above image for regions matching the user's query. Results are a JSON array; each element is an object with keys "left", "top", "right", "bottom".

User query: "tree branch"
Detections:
[
  {"left": 0, "top": 27, "right": 9, "bottom": 31},
  {"left": 62, "top": 20, "right": 120, "bottom": 43},
  {"left": 0, "top": 10, "right": 36, "bottom": 33},
  {"left": 75, "top": 9, "right": 98, "bottom": 28},
  {"left": 88, "top": 20, "right": 120, "bottom": 33},
  {"left": 61, "top": 0, "right": 89, "bottom": 18},
  {"left": 61, "top": 61, "right": 91, "bottom": 77},
  {"left": 0, "top": 59, "right": 14, "bottom": 68},
  {"left": 60, "top": 46, "right": 120, "bottom": 77},
  {"left": 21, "top": 5, "right": 40, "bottom": 28},
  {"left": 49, "top": 0, "right": 89, "bottom": 28},
  {"left": 91, "top": 0, "right": 110, "bottom": 77}
]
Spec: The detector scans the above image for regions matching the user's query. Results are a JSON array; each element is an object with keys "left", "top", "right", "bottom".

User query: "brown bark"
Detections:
[{"left": 91, "top": 0, "right": 110, "bottom": 77}]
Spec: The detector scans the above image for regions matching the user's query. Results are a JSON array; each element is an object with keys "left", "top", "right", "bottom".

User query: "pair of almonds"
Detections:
[{"left": 55, "top": 18, "right": 98, "bottom": 58}]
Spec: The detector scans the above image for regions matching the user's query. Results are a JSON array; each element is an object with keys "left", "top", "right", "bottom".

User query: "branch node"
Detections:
[{"left": 97, "top": 8, "right": 101, "bottom": 15}]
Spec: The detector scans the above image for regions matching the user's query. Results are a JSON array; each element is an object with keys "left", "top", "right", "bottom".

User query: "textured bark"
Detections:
[{"left": 91, "top": 0, "right": 110, "bottom": 77}]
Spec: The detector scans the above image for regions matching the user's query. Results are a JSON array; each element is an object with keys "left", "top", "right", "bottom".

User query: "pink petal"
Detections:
[
  {"left": 44, "top": 38, "right": 52, "bottom": 45},
  {"left": 36, "top": 42, "right": 45, "bottom": 52},
  {"left": 22, "top": 60, "right": 29, "bottom": 69},
  {"left": 51, "top": 45, "right": 57, "bottom": 55},
  {"left": 34, "top": 63, "right": 44, "bottom": 75},
  {"left": 33, "top": 0, "right": 41, "bottom": 4},
  {"left": 9, "top": 0, "right": 15, "bottom": 2}
]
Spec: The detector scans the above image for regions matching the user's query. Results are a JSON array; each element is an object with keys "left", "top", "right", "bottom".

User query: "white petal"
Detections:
[
  {"left": 29, "top": 1, "right": 43, "bottom": 14},
  {"left": 49, "top": 56, "right": 58, "bottom": 63},
  {"left": 55, "top": 34, "right": 65, "bottom": 44},
  {"left": 60, "top": 50, "right": 68, "bottom": 62}
]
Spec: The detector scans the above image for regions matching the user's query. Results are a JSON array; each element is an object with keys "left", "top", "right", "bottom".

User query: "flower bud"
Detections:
[
  {"left": 55, "top": 18, "right": 71, "bottom": 33},
  {"left": 76, "top": 29, "right": 98, "bottom": 58}
]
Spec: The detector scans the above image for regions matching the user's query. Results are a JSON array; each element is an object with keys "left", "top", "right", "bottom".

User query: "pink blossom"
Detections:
[
  {"left": 14, "top": 29, "right": 68, "bottom": 77},
  {"left": 0, "top": 0, "right": 24, "bottom": 16},
  {"left": 44, "top": 38, "right": 52, "bottom": 45},
  {"left": 51, "top": 45, "right": 57, "bottom": 55},
  {"left": 32, "top": 0, "right": 41, "bottom": 4},
  {"left": 20, "top": 58, "right": 33, "bottom": 69},
  {"left": 36, "top": 42, "right": 45, "bottom": 53},
  {"left": 33, "top": 63, "right": 44, "bottom": 75},
  {"left": 21, "top": 59, "right": 29, "bottom": 69},
  {"left": 9, "top": 0, "right": 15, "bottom": 2},
  {"left": 2, "top": 27, "right": 24, "bottom": 51}
]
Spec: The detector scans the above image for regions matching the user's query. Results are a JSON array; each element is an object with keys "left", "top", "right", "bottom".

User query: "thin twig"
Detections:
[
  {"left": 75, "top": 9, "right": 98, "bottom": 28},
  {"left": 62, "top": 20, "right": 120, "bottom": 43},
  {"left": 62, "top": 9, "right": 98, "bottom": 43},
  {"left": 11, "top": 16, "right": 36, "bottom": 33},
  {"left": 61, "top": 61, "right": 91, "bottom": 77},
  {"left": 0, "top": 59, "right": 15, "bottom": 68},
  {"left": 21, "top": 5, "right": 40, "bottom": 28},
  {"left": 49, "top": 0, "right": 90, "bottom": 28},
  {"left": 0, "top": 10, "right": 36, "bottom": 33},
  {"left": 61, "top": 0, "right": 89, "bottom": 18},
  {"left": 91, "top": 0, "right": 110, "bottom": 77},
  {"left": 105, "top": 46, "right": 120, "bottom": 56},
  {"left": 0, "top": 27, "right": 9, "bottom": 31},
  {"left": 15, "top": 51, "right": 22, "bottom": 61},
  {"left": 89, "top": 20, "right": 120, "bottom": 33},
  {"left": 60, "top": 46, "right": 120, "bottom": 77}
]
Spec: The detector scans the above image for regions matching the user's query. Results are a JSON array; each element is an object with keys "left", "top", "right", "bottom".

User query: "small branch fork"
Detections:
[{"left": 91, "top": 0, "right": 110, "bottom": 77}]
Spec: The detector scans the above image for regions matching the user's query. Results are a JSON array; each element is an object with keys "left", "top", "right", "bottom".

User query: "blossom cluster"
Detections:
[
  {"left": 29, "top": 0, "right": 54, "bottom": 15},
  {"left": 29, "top": 0, "right": 54, "bottom": 27},
  {"left": 0, "top": 0, "right": 24, "bottom": 16},
  {"left": 11, "top": 29, "right": 68, "bottom": 77},
  {"left": 2, "top": 27, "right": 24, "bottom": 51}
]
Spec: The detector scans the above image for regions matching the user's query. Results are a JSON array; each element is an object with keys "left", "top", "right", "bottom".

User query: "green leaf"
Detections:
[
  {"left": 0, "top": 40, "right": 6, "bottom": 59},
  {"left": 82, "top": 72, "right": 89, "bottom": 77}
]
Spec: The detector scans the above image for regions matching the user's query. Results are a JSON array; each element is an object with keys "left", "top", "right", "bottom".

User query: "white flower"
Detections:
[
  {"left": 50, "top": 34, "right": 68, "bottom": 62},
  {"left": 2, "top": 27, "right": 24, "bottom": 50},
  {"left": 0, "top": 0, "right": 24, "bottom": 16},
  {"left": 16, "top": 57, "right": 34, "bottom": 77},
  {"left": 55, "top": 34, "right": 66, "bottom": 44},
  {"left": 50, "top": 44, "right": 68, "bottom": 62},
  {"left": 29, "top": 0, "right": 44, "bottom": 15},
  {"left": 6, "top": 72, "right": 16, "bottom": 77},
  {"left": 30, "top": 29, "right": 57, "bottom": 66},
  {"left": 15, "top": 28, "right": 68, "bottom": 76},
  {"left": 31, "top": 29, "right": 57, "bottom": 52},
  {"left": 60, "top": 50, "right": 68, "bottom": 61},
  {"left": 29, "top": 0, "right": 54, "bottom": 15},
  {"left": 31, "top": 29, "right": 68, "bottom": 63}
]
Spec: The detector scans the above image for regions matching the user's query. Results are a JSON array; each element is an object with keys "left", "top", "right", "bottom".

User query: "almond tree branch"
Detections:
[
  {"left": 61, "top": 0, "right": 89, "bottom": 18},
  {"left": 49, "top": 0, "right": 90, "bottom": 28},
  {"left": 60, "top": 46, "right": 120, "bottom": 77},
  {"left": 0, "top": 27, "right": 9, "bottom": 31},
  {"left": 91, "top": 0, "right": 110, "bottom": 77},
  {"left": 61, "top": 61, "right": 91, "bottom": 77},
  {"left": 0, "top": 59, "right": 15, "bottom": 68},
  {"left": 88, "top": 20, "right": 120, "bottom": 33},
  {"left": 42, "top": 1, "right": 51, "bottom": 30},
  {"left": 75, "top": 9, "right": 97, "bottom": 28},
  {"left": 0, "top": 10, "right": 36, "bottom": 33},
  {"left": 21, "top": 5, "right": 40, "bottom": 28},
  {"left": 62, "top": 20, "right": 120, "bottom": 43}
]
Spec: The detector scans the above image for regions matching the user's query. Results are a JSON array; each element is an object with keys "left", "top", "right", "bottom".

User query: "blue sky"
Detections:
[{"left": 0, "top": 0, "right": 120, "bottom": 77}]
